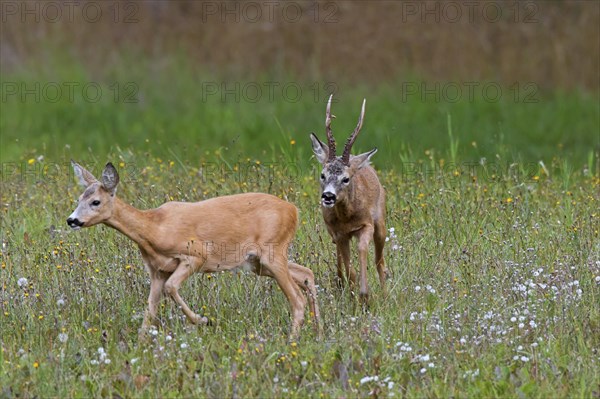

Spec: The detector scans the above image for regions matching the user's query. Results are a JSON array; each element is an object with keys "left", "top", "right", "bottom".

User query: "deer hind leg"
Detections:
[
  {"left": 260, "top": 256, "right": 306, "bottom": 341},
  {"left": 164, "top": 260, "right": 208, "bottom": 326},
  {"left": 336, "top": 238, "right": 356, "bottom": 287},
  {"left": 287, "top": 262, "right": 322, "bottom": 337},
  {"left": 374, "top": 219, "right": 388, "bottom": 295}
]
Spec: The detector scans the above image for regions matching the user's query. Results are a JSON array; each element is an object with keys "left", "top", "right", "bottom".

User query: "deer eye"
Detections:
[
  {"left": 342, "top": 177, "right": 350, "bottom": 184},
  {"left": 91, "top": 200, "right": 101, "bottom": 206},
  {"left": 320, "top": 173, "right": 325, "bottom": 181}
]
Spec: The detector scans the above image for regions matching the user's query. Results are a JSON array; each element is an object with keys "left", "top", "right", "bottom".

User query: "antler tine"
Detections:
[
  {"left": 325, "top": 94, "right": 337, "bottom": 161},
  {"left": 342, "top": 98, "right": 366, "bottom": 165}
]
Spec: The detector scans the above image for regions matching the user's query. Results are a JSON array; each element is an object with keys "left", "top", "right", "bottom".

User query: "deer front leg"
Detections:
[
  {"left": 336, "top": 237, "right": 356, "bottom": 287},
  {"left": 141, "top": 270, "right": 169, "bottom": 331},
  {"left": 357, "top": 226, "right": 374, "bottom": 303},
  {"left": 164, "top": 260, "right": 208, "bottom": 326}
]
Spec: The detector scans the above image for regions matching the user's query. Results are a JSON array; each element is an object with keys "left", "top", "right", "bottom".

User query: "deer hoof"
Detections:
[
  {"left": 359, "top": 292, "right": 370, "bottom": 307},
  {"left": 192, "top": 314, "right": 209, "bottom": 326}
]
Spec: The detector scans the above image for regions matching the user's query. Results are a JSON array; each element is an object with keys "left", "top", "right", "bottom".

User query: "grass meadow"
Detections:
[{"left": 1, "top": 70, "right": 599, "bottom": 397}]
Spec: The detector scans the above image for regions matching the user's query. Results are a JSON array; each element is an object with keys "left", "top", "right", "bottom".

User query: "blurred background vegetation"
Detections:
[{"left": 1, "top": 0, "right": 599, "bottom": 169}]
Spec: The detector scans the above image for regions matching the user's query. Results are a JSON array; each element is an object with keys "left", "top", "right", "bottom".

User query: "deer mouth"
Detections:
[
  {"left": 321, "top": 198, "right": 336, "bottom": 208},
  {"left": 321, "top": 191, "right": 337, "bottom": 208}
]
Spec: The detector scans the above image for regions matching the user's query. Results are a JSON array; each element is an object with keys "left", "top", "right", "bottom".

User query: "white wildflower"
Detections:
[
  {"left": 529, "top": 320, "right": 537, "bottom": 328},
  {"left": 17, "top": 278, "right": 28, "bottom": 288},
  {"left": 360, "top": 376, "right": 379, "bottom": 384}
]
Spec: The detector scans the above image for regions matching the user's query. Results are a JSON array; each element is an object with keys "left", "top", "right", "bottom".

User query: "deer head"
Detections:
[
  {"left": 310, "top": 95, "right": 377, "bottom": 208},
  {"left": 67, "top": 161, "right": 120, "bottom": 229}
]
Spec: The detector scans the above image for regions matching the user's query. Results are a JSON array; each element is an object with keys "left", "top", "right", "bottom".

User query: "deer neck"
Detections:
[
  {"left": 331, "top": 185, "right": 358, "bottom": 220},
  {"left": 105, "top": 197, "right": 154, "bottom": 246}
]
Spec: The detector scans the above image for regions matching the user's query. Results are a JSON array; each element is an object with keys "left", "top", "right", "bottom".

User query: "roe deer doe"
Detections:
[{"left": 67, "top": 161, "right": 320, "bottom": 339}]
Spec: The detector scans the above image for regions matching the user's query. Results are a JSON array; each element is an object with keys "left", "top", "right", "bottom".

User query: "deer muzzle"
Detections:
[{"left": 67, "top": 217, "right": 84, "bottom": 229}]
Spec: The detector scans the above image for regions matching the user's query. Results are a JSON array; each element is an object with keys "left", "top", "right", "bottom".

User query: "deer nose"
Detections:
[
  {"left": 321, "top": 192, "right": 336, "bottom": 206},
  {"left": 67, "top": 217, "right": 84, "bottom": 228}
]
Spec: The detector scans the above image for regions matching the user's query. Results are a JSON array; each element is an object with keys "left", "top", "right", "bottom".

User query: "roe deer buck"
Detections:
[
  {"left": 67, "top": 161, "right": 320, "bottom": 340},
  {"left": 309, "top": 95, "right": 387, "bottom": 301}
]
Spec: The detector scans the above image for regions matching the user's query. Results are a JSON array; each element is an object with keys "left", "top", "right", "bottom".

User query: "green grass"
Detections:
[{"left": 1, "top": 68, "right": 599, "bottom": 397}]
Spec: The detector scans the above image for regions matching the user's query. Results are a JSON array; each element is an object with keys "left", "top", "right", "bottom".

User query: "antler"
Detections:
[
  {"left": 341, "top": 98, "right": 366, "bottom": 165},
  {"left": 325, "top": 94, "right": 337, "bottom": 161}
]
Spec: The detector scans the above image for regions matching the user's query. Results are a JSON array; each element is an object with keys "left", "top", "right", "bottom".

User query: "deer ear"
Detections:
[
  {"left": 309, "top": 133, "right": 329, "bottom": 164},
  {"left": 71, "top": 160, "right": 98, "bottom": 188},
  {"left": 101, "top": 162, "right": 120, "bottom": 195},
  {"left": 350, "top": 148, "right": 377, "bottom": 170}
]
